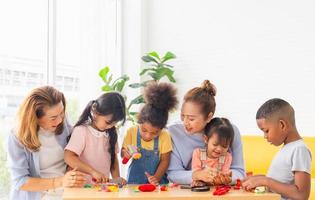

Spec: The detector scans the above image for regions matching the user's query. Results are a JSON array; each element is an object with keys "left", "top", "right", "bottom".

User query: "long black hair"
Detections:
[
  {"left": 138, "top": 82, "right": 178, "bottom": 129},
  {"left": 73, "top": 92, "right": 126, "bottom": 169}
]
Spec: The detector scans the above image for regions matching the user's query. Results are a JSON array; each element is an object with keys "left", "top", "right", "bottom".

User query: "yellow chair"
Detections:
[{"left": 242, "top": 136, "right": 315, "bottom": 199}]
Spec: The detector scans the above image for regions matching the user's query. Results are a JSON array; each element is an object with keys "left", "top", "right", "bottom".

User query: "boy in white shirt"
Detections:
[{"left": 242, "top": 98, "right": 311, "bottom": 200}]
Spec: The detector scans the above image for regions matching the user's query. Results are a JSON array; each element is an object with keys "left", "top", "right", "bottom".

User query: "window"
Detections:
[
  {"left": 56, "top": 0, "right": 120, "bottom": 124},
  {"left": 0, "top": 0, "right": 119, "bottom": 198},
  {"left": 0, "top": 0, "right": 48, "bottom": 197}
]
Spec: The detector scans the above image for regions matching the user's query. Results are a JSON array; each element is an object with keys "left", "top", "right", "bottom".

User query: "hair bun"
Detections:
[
  {"left": 201, "top": 80, "right": 216, "bottom": 96},
  {"left": 144, "top": 82, "right": 178, "bottom": 112}
]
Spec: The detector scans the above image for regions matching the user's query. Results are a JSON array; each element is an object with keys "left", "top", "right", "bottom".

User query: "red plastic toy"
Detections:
[
  {"left": 213, "top": 185, "right": 231, "bottom": 196},
  {"left": 122, "top": 145, "right": 142, "bottom": 164},
  {"left": 160, "top": 185, "right": 168, "bottom": 191},
  {"left": 138, "top": 184, "right": 156, "bottom": 192},
  {"left": 234, "top": 179, "right": 241, "bottom": 190}
]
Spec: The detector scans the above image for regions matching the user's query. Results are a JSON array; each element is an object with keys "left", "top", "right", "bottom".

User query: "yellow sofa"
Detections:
[{"left": 242, "top": 136, "right": 315, "bottom": 199}]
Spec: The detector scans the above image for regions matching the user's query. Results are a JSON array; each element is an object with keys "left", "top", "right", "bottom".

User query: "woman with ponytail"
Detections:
[
  {"left": 121, "top": 82, "right": 178, "bottom": 185},
  {"left": 64, "top": 92, "right": 126, "bottom": 184},
  {"left": 167, "top": 80, "right": 245, "bottom": 185}
]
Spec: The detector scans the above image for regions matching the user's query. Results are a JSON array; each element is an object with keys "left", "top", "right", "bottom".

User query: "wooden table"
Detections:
[{"left": 63, "top": 185, "right": 281, "bottom": 200}]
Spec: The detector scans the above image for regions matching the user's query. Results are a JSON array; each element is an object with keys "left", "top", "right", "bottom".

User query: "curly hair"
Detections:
[{"left": 138, "top": 82, "right": 178, "bottom": 129}]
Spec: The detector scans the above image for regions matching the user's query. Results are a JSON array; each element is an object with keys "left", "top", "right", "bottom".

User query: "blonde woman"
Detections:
[{"left": 6, "top": 86, "right": 85, "bottom": 200}]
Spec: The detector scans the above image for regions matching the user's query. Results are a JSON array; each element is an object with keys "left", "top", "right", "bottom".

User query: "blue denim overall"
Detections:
[{"left": 127, "top": 127, "right": 168, "bottom": 184}]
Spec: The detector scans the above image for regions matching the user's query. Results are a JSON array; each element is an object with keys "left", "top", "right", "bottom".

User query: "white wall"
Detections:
[{"left": 128, "top": 0, "right": 315, "bottom": 136}]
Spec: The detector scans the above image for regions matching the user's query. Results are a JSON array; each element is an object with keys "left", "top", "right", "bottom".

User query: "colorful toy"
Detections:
[
  {"left": 254, "top": 186, "right": 266, "bottom": 194},
  {"left": 234, "top": 179, "right": 241, "bottom": 190},
  {"left": 107, "top": 185, "right": 119, "bottom": 192},
  {"left": 132, "top": 186, "right": 140, "bottom": 192},
  {"left": 246, "top": 171, "right": 253, "bottom": 177},
  {"left": 109, "top": 177, "right": 124, "bottom": 188},
  {"left": 160, "top": 185, "right": 168, "bottom": 191},
  {"left": 213, "top": 185, "right": 231, "bottom": 196},
  {"left": 84, "top": 179, "right": 120, "bottom": 193},
  {"left": 138, "top": 184, "right": 156, "bottom": 192},
  {"left": 122, "top": 145, "right": 142, "bottom": 164},
  {"left": 84, "top": 184, "right": 92, "bottom": 188}
]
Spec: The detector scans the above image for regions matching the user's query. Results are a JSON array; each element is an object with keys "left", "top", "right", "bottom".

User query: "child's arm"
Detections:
[
  {"left": 64, "top": 150, "right": 108, "bottom": 182},
  {"left": 221, "top": 152, "right": 233, "bottom": 174},
  {"left": 110, "top": 154, "right": 120, "bottom": 178},
  {"left": 145, "top": 151, "right": 171, "bottom": 185},
  {"left": 121, "top": 127, "right": 133, "bottom": 159},
  {"left": 242, "top": 172, "right": 310, "bottom": 200},
  {"left": 191, "top": 149, "right": 216, "bottom": 184},
  {"left": 153, "top": 152, "right": 171, "bottom": 181}
]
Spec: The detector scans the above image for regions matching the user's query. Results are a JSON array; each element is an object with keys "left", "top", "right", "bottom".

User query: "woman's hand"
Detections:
[
  {"left": 63, "top": 169, "right": 86, "bottom": 187},
  {"left": 91, "top": 170, "right": 109, "bottom": 183}
]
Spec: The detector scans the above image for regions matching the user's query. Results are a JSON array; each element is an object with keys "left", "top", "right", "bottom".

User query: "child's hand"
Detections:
[
  {"left": 110, "top": 177, "right": 127, "bottom": 186},
  {"left": 192, "top": 167, "right": 216, "bottom": 184},
  {"left": 91, "top": 170, "right": 109, "bottom": 183},
  {"left": 121, "top": 147, "right": 132, "bottom": 159},
  {"left": 242, "top": 175, "right": 267, "bottom": 191},
  {"left": 191, "top": 180, "right": 206, "bottom": 187},
  {"left": 116, "top": 177, "right": 127, "bottom": 186},
  {"left": 212, "top": 171, "right": 232, "bottom": 185},
  {"left": 145, "top": 172, "right": 159, "bottom": 185}
]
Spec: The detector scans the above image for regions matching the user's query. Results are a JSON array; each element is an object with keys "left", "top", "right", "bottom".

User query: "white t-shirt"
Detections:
[
  {"left": 39, "top": 128, "right": 67, "bottom": 200},
  {"left": 267, "top": 139, "right": 312, "bottom": 200}
]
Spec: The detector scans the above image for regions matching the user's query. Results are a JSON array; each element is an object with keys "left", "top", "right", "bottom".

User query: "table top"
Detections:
[{"left": 63, "top": 185, "right": 281, "bottom": 200}]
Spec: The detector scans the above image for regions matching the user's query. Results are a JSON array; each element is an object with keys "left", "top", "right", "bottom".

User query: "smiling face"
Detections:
[
  {"left": 139, "top": 122, "right": 161, "bottom": 142},
  {"left": 256, "top": 118, "right": 287, "bottom": 146},
  {"left": 180, "top": 101, "right": 213, "bottom": 134},
  {"left": 205, "top": 133, "right": 229, "bottom": 159},
  {"left": 37, "top": 101, "right": 65, "bottom": 132}
]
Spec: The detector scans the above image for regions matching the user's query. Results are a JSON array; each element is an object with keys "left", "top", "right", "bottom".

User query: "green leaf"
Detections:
[
  {"left": 151, "top": 67, "right": 175, "bottom": 81},
  {"left": 99, "top": 66, "right": 110, "bottom": 82},
  {"left": 140, "top": 68, "right": 155, "bottom": 76},
  {"left": 128, "top": 83, "right": 144, "bottom": 88},
  {"left": 162, "top": 52, "right": 176, "bottom": 63},
  {"left": 148, "top": 72, "right": 158, "bottom": 80},
  {"left": 130, "top": 95, "right": 145, "bottom": 105},
  {"left": 164, "top": 64, "right": 174, "bottom": 68},
  {"left": 101, "top": 85, "right": 112, "bottom": 91},
  {"left": 148, "top": 51, "right": 160, "bottom": 61},
  {"left": 167, "top": 74, "right": 176, "bottom": 83},
  {"left": 141, "top": 55, "right": 158, "bottom": 64},
  {"left": 107, "top": 74, "right": 113, "bottom": 84},
  {"left": 157, "top": 63, "right": 163, "bottom": 68},
  {"left": 129, "top": 80, "right": 151, "bottom": 88},
  {"left": 112, "top": 75, "right": 130, "bottom": 85},
  {"left": 113, "top": 81, "right": 123, "bottom": 92},
  {"left": 129, "top": 83, "right": 142, "bottom": 88},
  {"left": 113, "top": 76, "right": 129, "bottom": 92},
  {"left": 129, "top": 112, "right": 138, "bottom": 116}
]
